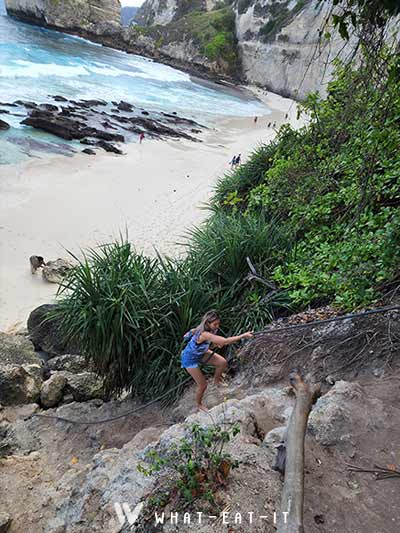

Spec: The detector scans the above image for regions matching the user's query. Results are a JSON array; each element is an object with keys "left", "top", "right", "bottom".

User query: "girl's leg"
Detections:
[
  {"left": 203, "top": 353, "right": 228, "bottom": 385},
  {"left": 186, "top": 367, "right": 208, "bottom": 411}
]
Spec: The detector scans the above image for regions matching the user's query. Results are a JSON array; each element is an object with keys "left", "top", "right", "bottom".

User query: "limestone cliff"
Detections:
[
  {"left": 5, "top": 0, "right": 121, "bottom": 38},
  {"left": 134, "top": 0, "right": 346, "bottom": 98}
]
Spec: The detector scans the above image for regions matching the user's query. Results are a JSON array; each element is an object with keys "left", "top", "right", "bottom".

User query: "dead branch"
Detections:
[{"left": 277, "top": 370, "right": 320, "bottom": 533}]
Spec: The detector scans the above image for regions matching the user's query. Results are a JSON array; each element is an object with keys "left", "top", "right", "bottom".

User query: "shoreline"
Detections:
[{"left": 0, "top": 90, "right": 300, "bottom": 332}]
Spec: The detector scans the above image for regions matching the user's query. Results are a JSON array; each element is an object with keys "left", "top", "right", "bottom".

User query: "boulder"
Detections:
[
  {"left": 42, "top": 258, "right": 73, "bottom": 284},
  {"left": 40, "top": 373, "right": 67, "bottom": 408},
  {"left": 0, "top": 512, "right": 11, "bottom": 533},
  {"left": 0, "top": 333, "right": 43, "bottom": 406},
  {"left": 0, "top": 421, "right": 17, "bottom": 457},
  {"left": 117, "top": 100, "right": 134, "bottom": 112},
  {"left": 59, "top": 371, "right": 106, "bottom": 402},
  {"left": 0, "top": 119, "right": 10, "bottom": 130},
  {"left": 308, "top": 381, "right": 364, "bottom": 446},
  {"left": 27, "top": 304, "right": 73, "bottom": 355},
  {"left": 47, "top": 354, "right": 87, "bottom": 374}
]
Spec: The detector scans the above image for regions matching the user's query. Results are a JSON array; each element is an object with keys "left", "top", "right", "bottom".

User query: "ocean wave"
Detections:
[
  {"left": 0, "top": 58, "right": 190, "bottom": 83},
  {"left": 0, "top": 60, "right": 89, "bottom": 78}
]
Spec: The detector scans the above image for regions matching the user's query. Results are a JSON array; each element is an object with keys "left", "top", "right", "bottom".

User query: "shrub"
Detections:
[{"left": 137, "top": 421, "right": 240, "bottom": 507}]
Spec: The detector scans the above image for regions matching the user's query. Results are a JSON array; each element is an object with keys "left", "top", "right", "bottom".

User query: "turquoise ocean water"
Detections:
[{"left": 0, "top": 0, "right": 267, "bottom": 164}]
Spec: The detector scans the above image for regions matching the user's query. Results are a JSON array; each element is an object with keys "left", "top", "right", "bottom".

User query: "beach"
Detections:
[{"left": 0, "top": 89, "right": 299, "bottom": 332}]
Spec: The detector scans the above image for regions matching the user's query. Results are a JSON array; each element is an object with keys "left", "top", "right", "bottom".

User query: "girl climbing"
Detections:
[{"left": 181, "top": 310, "right": 253, "bottom": 411}]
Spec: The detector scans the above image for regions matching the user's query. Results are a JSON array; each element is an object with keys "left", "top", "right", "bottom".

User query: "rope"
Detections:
[
  {"left": 31, "top": 304, "right": 399, "bottom": 426},
  {"left": 251, "top": 305, "right": 400, "bottom": 337}
]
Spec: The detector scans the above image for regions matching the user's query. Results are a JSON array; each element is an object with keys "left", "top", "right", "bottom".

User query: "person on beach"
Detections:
[
  {"left": 139, "top": 132, "right": 145, "bottom": 144},
  {"left": 181, "top": 310, "right": 253, "bottom": 411},
  {"left": 229, "top": 155, "right": 236, "bottom": 169},
  {"left": 254, "top": 116, "right": 258, "bottom": 124},
  {"left": 235, "top": 153, "right": 241, "bottom": 166}
]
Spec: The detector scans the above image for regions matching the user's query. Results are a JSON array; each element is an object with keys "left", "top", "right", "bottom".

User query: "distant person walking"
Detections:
[
  {"left": 235, "top": 153, "right": 241, "bottom": 167},
  {"left": 254, "top": 116, "right": 258, "bottom": 124},
  {"left": 139, "top": 132, "right": 145, "bottom": 144},
  {"left": 229, "top": 155, "right": 236, "bottom": 169}
]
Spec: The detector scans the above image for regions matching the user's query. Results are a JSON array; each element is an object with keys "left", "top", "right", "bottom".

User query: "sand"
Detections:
[{"left": 0, "top": 89, "right": 301, "bottom": 332}]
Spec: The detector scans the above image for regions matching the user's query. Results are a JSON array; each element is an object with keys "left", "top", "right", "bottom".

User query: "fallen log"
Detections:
[{"left": 277, "top": 369, "right": 320, "bottom": 533}]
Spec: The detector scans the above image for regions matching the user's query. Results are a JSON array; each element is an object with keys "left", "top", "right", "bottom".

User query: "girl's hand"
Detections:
[{"left": 241, "top": 331, "right": 253, "bottom": 339}]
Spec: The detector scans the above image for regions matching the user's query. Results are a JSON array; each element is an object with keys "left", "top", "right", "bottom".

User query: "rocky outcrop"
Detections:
[
  {"left": 40, "top": 373, "right": 67, "bottom": 408},
  {"left": 41, "top": 258, "right": 74, "bottom": 284},
  {"left": 47, "top": 354, "right": 87, "bottom": 374},
  {"left": 5, "top": 0, "right": 121, "bottom": 38},
  {"left": 27, "top": 304, "right": 74, "bottom": 356},
  {"left": 0, "top": 333, "right": 43, "bottom": 406},
  {"left": 0, "top": 118, "right": 10, "bottom": 130}
]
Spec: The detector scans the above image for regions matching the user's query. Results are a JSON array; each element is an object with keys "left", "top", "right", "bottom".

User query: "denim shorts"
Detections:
[{"left": 181, "top": 350, "right": 203, "bottom": 369}]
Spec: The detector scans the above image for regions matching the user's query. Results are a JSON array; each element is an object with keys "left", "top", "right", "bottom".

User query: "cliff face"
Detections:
[
  {"left": 5, "top": 0, "right": 121, "bottom": 37},
  {"left": 134, "top": 0, "right": 346, "bottom": 98},
  {"left": 235, "top": 0, "right": 344, "bottom": 98}
]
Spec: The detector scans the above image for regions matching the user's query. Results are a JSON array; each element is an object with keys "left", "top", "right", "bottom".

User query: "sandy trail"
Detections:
[{"left": 0, "top": 90, "right": 299, "bottom": 331}]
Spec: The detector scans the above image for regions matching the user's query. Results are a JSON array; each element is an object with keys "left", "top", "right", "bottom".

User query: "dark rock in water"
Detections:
[
  {"left": 80, "top": 138, "right": 97, "bottom": 146},
  {"left": 82, "top": 148, "right": 96, "bottom": 155},
  {"left": 15, "top": 100, "right": 37, "bottom": 109},
  {"left": 94, "top": 129, "right": 124, "bottom": 142},
  {"left": 97, "top": 140, "right": 123, "bottom": 154},
  {"left": 0, "top": 102, "right": 18, "bottom": 107},
  {"left": 0, "top": 109, "right": 10, "bottom": 114},
  {"left": 38, "top": 103, "right": 59, "bottom": 112},
  {"left": 22, "top": 110, "right": 87, "bottom": 140},
  {"left": 109, "top": 114, "right": 131, "bottom": 124},
  {"left": 111, "top": 108, "right": 120, "bottom": 113},
  {"left": 111, "top": 101, "right": 118, "bottom": 106},
  {"left": 141, "top": 110, "right": 149, "bottom": 115},
  {"left": 79, "top": 99, "right": 107, "bottom": 107},
  {"left": 52, "top": 95, "right": 68, "bottom": 102},
  {"left": 0, "top": 119, "right": 10, "bottom": 130},
  {"left": 22, "top": 109, "right": 124, "bottom": 143},
  {"left": 27, "top": 304, "right": 76, "bottom": 356},
  {"left": 117, "top": 100, "right": 134, "bottom": 112},
  {"left": 130, "top": 116, "right": 195, "bottom": 140},
  {"left": 101, "top": 121, "right": 116, "bottom": 130}
]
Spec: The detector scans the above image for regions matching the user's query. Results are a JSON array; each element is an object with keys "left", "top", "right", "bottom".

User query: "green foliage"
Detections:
[
  {"left": 53, "top": 226, "right": 289, "bottom": 398},
  {"left": 320, "top": 0, "right": 400, "bottom": 38},
  {"left": 213, "top": 50, "right": 400, "bottom": 309},
  {"left": 137, "top": 421, "right": 240, "bottom": 506}
]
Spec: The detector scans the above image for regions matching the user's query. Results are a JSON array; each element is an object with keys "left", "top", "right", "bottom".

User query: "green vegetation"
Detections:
[
  {"left": 137, "top": 421, "right": 240, "bottom": 507},
  {"left": 136, "top": 7, "right": 238, "bottom": 73},
  {"left": 213, "top": 51, "right": 400, "bottom": 309}
]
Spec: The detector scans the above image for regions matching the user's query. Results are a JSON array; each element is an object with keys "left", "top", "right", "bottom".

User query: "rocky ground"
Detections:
[
  {"left": 0, "top": 306, "right": 399, "bottom": 532},
  {"left": 0, "top": 96, "right": 204, "bottom": 157}
]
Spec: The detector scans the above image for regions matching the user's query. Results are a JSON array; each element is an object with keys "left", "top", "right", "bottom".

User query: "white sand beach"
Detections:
[{"left": 0, "top": 90, "right": 300, "bottom": 332}]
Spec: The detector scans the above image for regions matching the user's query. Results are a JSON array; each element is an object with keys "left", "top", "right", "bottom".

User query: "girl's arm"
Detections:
[{"left": 200, "top": 331, "right": 253, "bottom": 347}]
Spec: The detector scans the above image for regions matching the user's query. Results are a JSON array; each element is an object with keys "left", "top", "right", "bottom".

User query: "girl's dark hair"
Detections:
[{"left": 196, "top": 310, "right": 220, "bottom": 334}]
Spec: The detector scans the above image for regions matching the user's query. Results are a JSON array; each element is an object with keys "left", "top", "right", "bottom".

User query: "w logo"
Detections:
[{"left": 114, "top": 501, "right": 144, "bottom": 527}]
